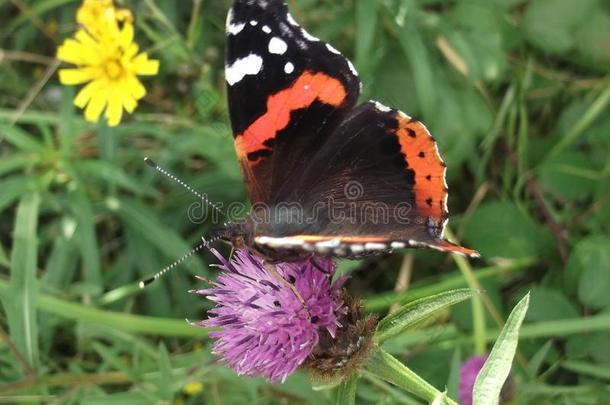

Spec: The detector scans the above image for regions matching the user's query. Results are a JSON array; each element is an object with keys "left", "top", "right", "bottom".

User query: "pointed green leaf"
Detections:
[
  {"left": 473, "top": 293, "right": 530, "bottom": 405},
  {"left": 3, "top": 192, "right": 40, "bottom": 371},
  {"left": 69, "top": 189, "right": 102, "bottom": 289},
  {"left": 365, "top": 349, "right": 458, "bottom": 404},
  {"left": 376, "top": 289, "right": 476, "bottom": 343}
]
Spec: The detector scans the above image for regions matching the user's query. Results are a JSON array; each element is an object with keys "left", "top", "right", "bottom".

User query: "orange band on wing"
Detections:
[
  {"left": 235, "top": 71, "right": 347, "bottom": 162},
  {"left": 396, "top": 115, "right": 448, "bottom": 220}
]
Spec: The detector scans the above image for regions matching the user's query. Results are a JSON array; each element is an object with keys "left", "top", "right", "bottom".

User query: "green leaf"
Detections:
[
  {"left": 537, "top": 151, "right": 598, "bottom": 201},
  {"left": 463, "top": 201, "right": 551, "bottom": 259},
  {"left": 355, "top": 0, "right": 378, "bottom": 76},
  {"left": 0, "top": 277, "right": 208, "bottom": 337},
  {"left": 376, "top": 289, "right": 476, "bottom": 343},
  {"left": 391, "top": 16, "right": 437, "bottom": 121},
  {"left": 364, "top": 349, "right": 458, "bottom": 404},
  {"left": 473, "top": 293, "right": 530, "bottom": 405},
  {"left": 366, "top": 259, "right": 531, "bottom": 312},
  {"left": 561, "top": 361, "right": 610, "bottom": 382},
  {"left": 527, "top": 287, "right": 579, "bottom": 322},
  {"left": 575, "top": 11, "right": 610, "bottom": 72},
  {"left": 335, "top": 374, "right": 358, "bottom": 405},
  {"left": 2, "top": 192, "right": 40, "bottom": 371},
  {"left": 115, "top": 199, "right": 205, "bottom": 275},
  {"left": 567, "top": 236, "right": 610, "bottom": 309},
  {"left": 0, "top": 123, "right": 44, "bottom": 152},
  {"left": 69, "top": 189, "right": 102, "bottom": 289},
  {"left": 446, "top": 348, "right": 462, "bottom": 402},
  {"left": 522, "top": 0, "right": 597, "bottom": 55},
  {"left": 526, "top": 340, "right": 554, "bottom": 378},
  {"left": 0, "top": 176, "right": 31, "bottom": 214},
  {"left": 157, "top": 343, "right": 173, "bottom": 401},
  {"left": 75, "top": 160, "right": 150, "bottom": 196}
]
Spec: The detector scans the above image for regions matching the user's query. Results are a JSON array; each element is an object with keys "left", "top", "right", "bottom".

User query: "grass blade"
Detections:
[
  {"left": 473, "top": 293, "right": 530, "bottom": 405},
  {"left": 0, "top": 278, "right": 208, "bottom": 337},
  {"left": 3, "top": 192, "right": 40, "bottom": 371}
]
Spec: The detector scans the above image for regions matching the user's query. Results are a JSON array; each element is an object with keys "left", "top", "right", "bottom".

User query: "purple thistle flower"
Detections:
[
  {"left": 191, "top": 248, "right": 346, "bottom": 383},
  {"left": 459, "top": 355, "right": 515, "bottom": 405},
  {"left": 459, "top": 355, "right": 488, "bottom": 405}
]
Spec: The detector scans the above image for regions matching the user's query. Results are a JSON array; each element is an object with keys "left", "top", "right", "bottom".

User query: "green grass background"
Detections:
[{"left": 1, "top": 0, "right": 610, "bottom": 403}]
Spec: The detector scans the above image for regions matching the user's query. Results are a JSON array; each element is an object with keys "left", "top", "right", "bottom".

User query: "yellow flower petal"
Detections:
[
  {"left": 57, "top": 39, "right": 89, "bottom": 65},
  {"left": 124, "top": 76, "right": 146, "bottom": 100},
  {"left": 84, "top": 86, "right": 108, "bottom": 123},
  {"left": 119, "top": 23, "right": 134, "bottom": 48},
  {"left": 106, "top": 91, "right": 123, "bottom": 126},
  {"left": 74, "top": 80, "right": 102, "bottom": 108},
  {"left": 59, "top": 68, "right": 94, "bottom": 85},
  {"left": 132, "top": 54, "right": 159, "bottom": 75}
]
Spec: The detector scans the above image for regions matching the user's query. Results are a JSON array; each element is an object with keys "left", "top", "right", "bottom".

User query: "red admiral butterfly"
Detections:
[{"left": 215, "top": 0, "right": 478, "bottom": 263}]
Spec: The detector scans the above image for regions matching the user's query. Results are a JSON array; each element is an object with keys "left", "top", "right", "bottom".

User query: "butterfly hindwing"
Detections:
[{"left": 253, "top": 101, "right": 478, "bottom": 257}]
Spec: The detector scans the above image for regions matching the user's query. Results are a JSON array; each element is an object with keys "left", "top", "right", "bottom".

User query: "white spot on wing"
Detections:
[
  {"left": 365, "top": 242, "right": 388, "bottom": 250},
  {"left": 315, "top": 239, "right": 341, "bottom": 249},
  {"left": 286, "top": 13, "right": 299, "bottom": 26},
  {"left": 301, "top": 28, "right": 320, "bottom": 42},
  {"left": 268, "top": 37, "right": 288, "bottom": 55},
  {"left": 226, "top": 54, "right": 263, "bottom": 86},
  {"left": 262, "top": 25, "right": 272, "bottom": 34},
  {"left": 326, "top": 44, "right": 341, "bottom": 55},
  {"left": 391, "top": 242, "right": 406, "bottom": 249},
  {"left": 254, "top": 236, "right": 304, "bottom": 248},
  {"left": 226, "top": 9, "right": 246, "bottom": 35},
  {"left": 347, "top": 60, "right": 359, "bottom": 76},
  {"left": 349, "top": 244, "right": 364, "bottom": 253},
  {"left": 373, "top": 101, "right": 392, "bottom": 113},
  {"left": 250, "top": 20, "right": 258, "bottom": 26},
  {"left": 284, "top": 62, "right": 295, "bottom": 74}
]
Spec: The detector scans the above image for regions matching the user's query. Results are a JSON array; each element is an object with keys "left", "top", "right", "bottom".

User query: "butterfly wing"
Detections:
[
  {"left": 226, "top": 0, "right": 360, "bottom": 204},
  {"left": 254, "top": 101, "right": 478, "bottom": 258}
]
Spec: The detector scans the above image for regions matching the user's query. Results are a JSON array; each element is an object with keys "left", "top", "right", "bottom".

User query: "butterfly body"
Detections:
[{"left": 219, "top": 0, "right": 478, "bottom": 262}]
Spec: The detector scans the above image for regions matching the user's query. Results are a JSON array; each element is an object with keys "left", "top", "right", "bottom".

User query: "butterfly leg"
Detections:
[
  {"left": 310, "top": 257, "right": 333, "bottom": 276},
  {"left": 263, "top": 261, "right": 312, "bottom": 318}
]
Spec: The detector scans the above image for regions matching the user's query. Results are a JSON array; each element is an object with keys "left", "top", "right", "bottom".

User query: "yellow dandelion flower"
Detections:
[
  {"left": 77, "top": 0, "right": 132, "bottom": 38},
  {"left": 57, "top": 22, "right": 159, "bottom": 126},
  {"left": 183, "top": 381, "right": 204, "bottom": 396}
]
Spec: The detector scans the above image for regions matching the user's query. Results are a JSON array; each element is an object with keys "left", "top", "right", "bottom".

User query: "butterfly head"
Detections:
[{"left": 212, "top": 219, "right": 255, "bottom": 250}]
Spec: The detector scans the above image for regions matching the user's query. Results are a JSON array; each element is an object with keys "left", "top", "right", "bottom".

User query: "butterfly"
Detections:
[{"left": 214, "top": 0, "right": 478, "bottom": 263}]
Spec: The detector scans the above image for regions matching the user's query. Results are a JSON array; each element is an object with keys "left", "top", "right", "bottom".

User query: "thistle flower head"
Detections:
[{"left": 192, "top": 249, "right": 347, "bottom": 383}]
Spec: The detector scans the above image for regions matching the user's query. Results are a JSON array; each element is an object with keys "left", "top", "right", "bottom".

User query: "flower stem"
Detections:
[
  {"left": 364, "top": 348, "right": 458, "bottom": 404},
  {"left": 335, "top": 374, "right": 358, "bottom": 405},
  {"left": 453, "top": 253, "right": 487, "bottom": 355}
]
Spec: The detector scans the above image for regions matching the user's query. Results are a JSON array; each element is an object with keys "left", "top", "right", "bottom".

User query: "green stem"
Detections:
[
  {"left": 335, "top": 374, "right": 358, "bottom": 405},
  {"left": 453, "top": 254, "right": 486, "bottom": 354},
  {"left": 547, "top": 84, "right": 610, "bottom": 159},
  {"left": 0, "top": 278, "right": 209, "bottom": 337},
  {"left": 364, "top": 348, "right": 457, "bottom": 404}
]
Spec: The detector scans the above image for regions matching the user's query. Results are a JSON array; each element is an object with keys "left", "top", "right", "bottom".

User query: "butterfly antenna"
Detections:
[
  {"left": 138, "top": 237, "right": 219, "bottom": 288},
  {"left": 144, "top": 157, "right": 227, "bottom": 219}
]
